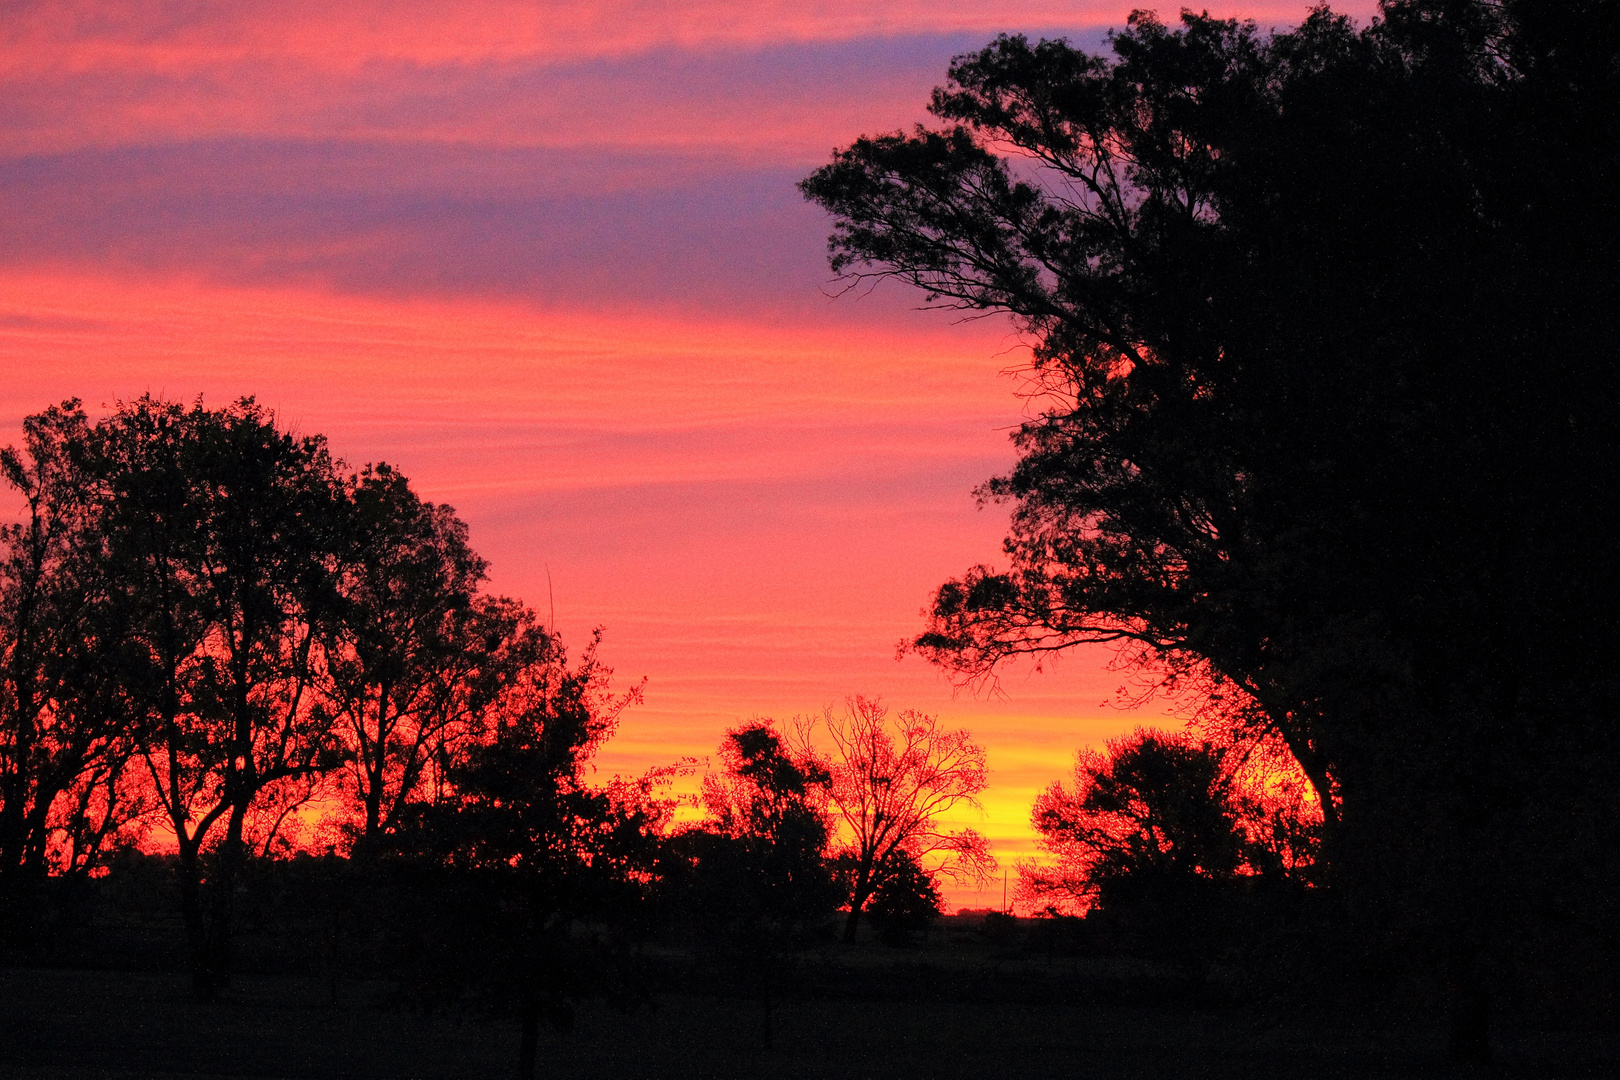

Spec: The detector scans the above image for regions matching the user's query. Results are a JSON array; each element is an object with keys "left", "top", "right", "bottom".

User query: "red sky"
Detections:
[{"left": 0, "top": 0, "right": 1378, "bottom": 907}]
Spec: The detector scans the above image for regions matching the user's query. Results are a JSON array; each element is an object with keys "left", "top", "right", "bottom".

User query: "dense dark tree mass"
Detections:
[
  {"left": 1, "top": 405, "right": 147, "bottom": 944},
  {"left": 672, "top": 722, "right": 842, "bottom": 1049},
  {"left": 382, "top": 633, "right": 658, "bottom": 1080},
  {"left": 1019, "top": 729, "right": 1319, "bottom": 985},
  {"left": 804, "top": 0, "right": 1619, "bottom": 1060},
  {"left": 0, "top": 396, "right": 676, "bottom": 1073},
  {"left": 95, "top": 398, "right": 349, "bottom": 995},
  {"left": 1023, "top": 731, "right": 1310, "bottom": 915}
]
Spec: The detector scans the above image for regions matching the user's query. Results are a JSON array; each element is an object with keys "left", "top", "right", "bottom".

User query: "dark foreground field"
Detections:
[{"left": 1, "top": 962, "right": 1616, "bottom": 1080}]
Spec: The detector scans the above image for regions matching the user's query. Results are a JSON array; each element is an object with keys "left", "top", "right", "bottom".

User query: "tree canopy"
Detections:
[
  {"left": 383, "top": 632, "right": 656, "bottom": 1080},
  {"left": 803, "top": 1, "right": 1619, "bottom": 1058},
  {"left": 1020, "top": 729, "right": 1316, "bottom": 916}
]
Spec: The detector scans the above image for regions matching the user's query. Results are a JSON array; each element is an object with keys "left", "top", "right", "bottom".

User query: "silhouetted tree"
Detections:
[
  {"left": 383, "top": 630, "right": 654, "bottom": 1080},
  {"left": 0, "top": 403, "right": 149, "bottom": 953},
  {"left": 1021, "top": 732, "right": 1271, "bottom": 913},
  {"left": 677, "top": 721, "right": 839, "bottom": 1048},
  {"left": 803, "top": 4, "right": 1620, "bottom": 1057},
  {"left": 322, "top": 463, "right": 521, "bottom": 844},
  {"left": 813, "top": 697, "right": 992, "bottom": 942},
  {"left": 865, "top": 848, "right": 942, "bottom": 947},
  {"left": 1022, "top": 729, "right": 1320, "bottom": 985},
  {"left": 94, "top": 396, "right": 346, "bottom": 996}
]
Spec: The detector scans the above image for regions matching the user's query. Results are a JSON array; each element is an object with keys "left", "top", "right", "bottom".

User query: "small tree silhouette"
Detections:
[
  {"left": 676, "top": 721, "right": 839, "bottom": 1049},
  {"left": 866, "top": 849, "right": 942, "bottom": 947},
  {"left": 1021, "top": 731, "right": 1249, "bottom": 916},
  {"left": 812, "top": 697, "right": 993, "bottom": 942},
  {"left": 1020, "top": 728, "right": 1320, "bottom": 984},
  {"left": 383, "top": 631, "right": 654, "bottom": 1080}
]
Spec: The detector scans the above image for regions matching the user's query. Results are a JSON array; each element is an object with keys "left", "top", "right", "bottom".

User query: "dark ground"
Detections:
[{"left": 2, "top": 957, "right": 1616, "bottom": 1080}]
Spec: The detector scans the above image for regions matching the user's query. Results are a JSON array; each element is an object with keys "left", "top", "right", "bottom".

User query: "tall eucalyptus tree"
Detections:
[
  {"left": 803, "top": 2, "right": 1620, "bottom": 1057},
  {"left": 322, "top": 464, "right": 523, "bottom": 844},
  {"left": 0, "top": 403, "right": 147, "bottom": 952},
  {"left": 96, "top": 396, "right": 346, "bottom": 995}
]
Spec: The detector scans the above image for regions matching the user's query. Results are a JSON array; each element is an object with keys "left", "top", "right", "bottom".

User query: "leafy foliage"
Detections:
[
  {"left": 321, "top": 464, "right": 531, "bottom": 843},
  {"left": 673, "top": 721, "right": 842, "bottom": 1048},
  {"left": 866, "top": 849, "right": 943, "bottom": 947},
  {"left": 1019, "top": 729, "right": 1317, "bottom": 917},
  {"left": 91, "top": 396, "right": 348, "bottom": 993},
  {"left": 804, "top": 4, "right": 1620, "bottom": 1054},
  {"left": 802, "top": 2, "right": 1620, "bottom": 860},
  {"left": 382, "top": 632, "right": 655, "bottom": 1079},
  {"left": 0, "top": 404, "right": 152, "bottom": 951}
]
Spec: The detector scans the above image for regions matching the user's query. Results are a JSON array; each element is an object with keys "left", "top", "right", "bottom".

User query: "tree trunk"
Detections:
[
  {"left": 1447, "top": 981, "right": 1491, "bottom": 1063},
  {"left": 762, "top": 979, "right": 773, "bottom": 1051},
  {"left": 204, "top": 811, "right": 248, "bottom": 991},
  {"left": 178, "top": 844, "right": 212, "bottom": 1001},
  {"left": 0, "top": 711, "right": 39, "bottom": 955},
  {"left": 842, "top": 882, "right": 872, "bottom": 943},
  {"left": 759, "top": 958, "right": 774, "bottom": 1051},
  {"left": 326, "top": 902, "right": 342, "bottom": 1006},
  {"left": 0, "top": 864, "right": 45, "bottom": 959},
  {"left": 364, "top": 764, "right": 384, "bottom": 840}
]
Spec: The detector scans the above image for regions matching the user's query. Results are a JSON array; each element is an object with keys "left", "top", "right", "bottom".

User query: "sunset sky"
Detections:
[{"left": 1, "top": 0, "right": 1377, "bottom": 907}]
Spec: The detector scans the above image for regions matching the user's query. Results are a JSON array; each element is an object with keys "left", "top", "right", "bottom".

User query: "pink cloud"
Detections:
[
  {"left": 3, "top": 3, "right": 1381, "bottom": 156},
  {"left": 7, "top": 2, "right": 1378, "bottom": 73}
]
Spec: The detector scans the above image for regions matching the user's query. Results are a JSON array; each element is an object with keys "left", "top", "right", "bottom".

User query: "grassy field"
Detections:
[{"left": 2, "top": 962, "right": 1617, "bottom": 1080}]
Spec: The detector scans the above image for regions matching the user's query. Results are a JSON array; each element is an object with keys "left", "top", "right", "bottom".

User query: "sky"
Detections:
[{"left": 0, "top": 0, "right": 1378, "bottom": 908}]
